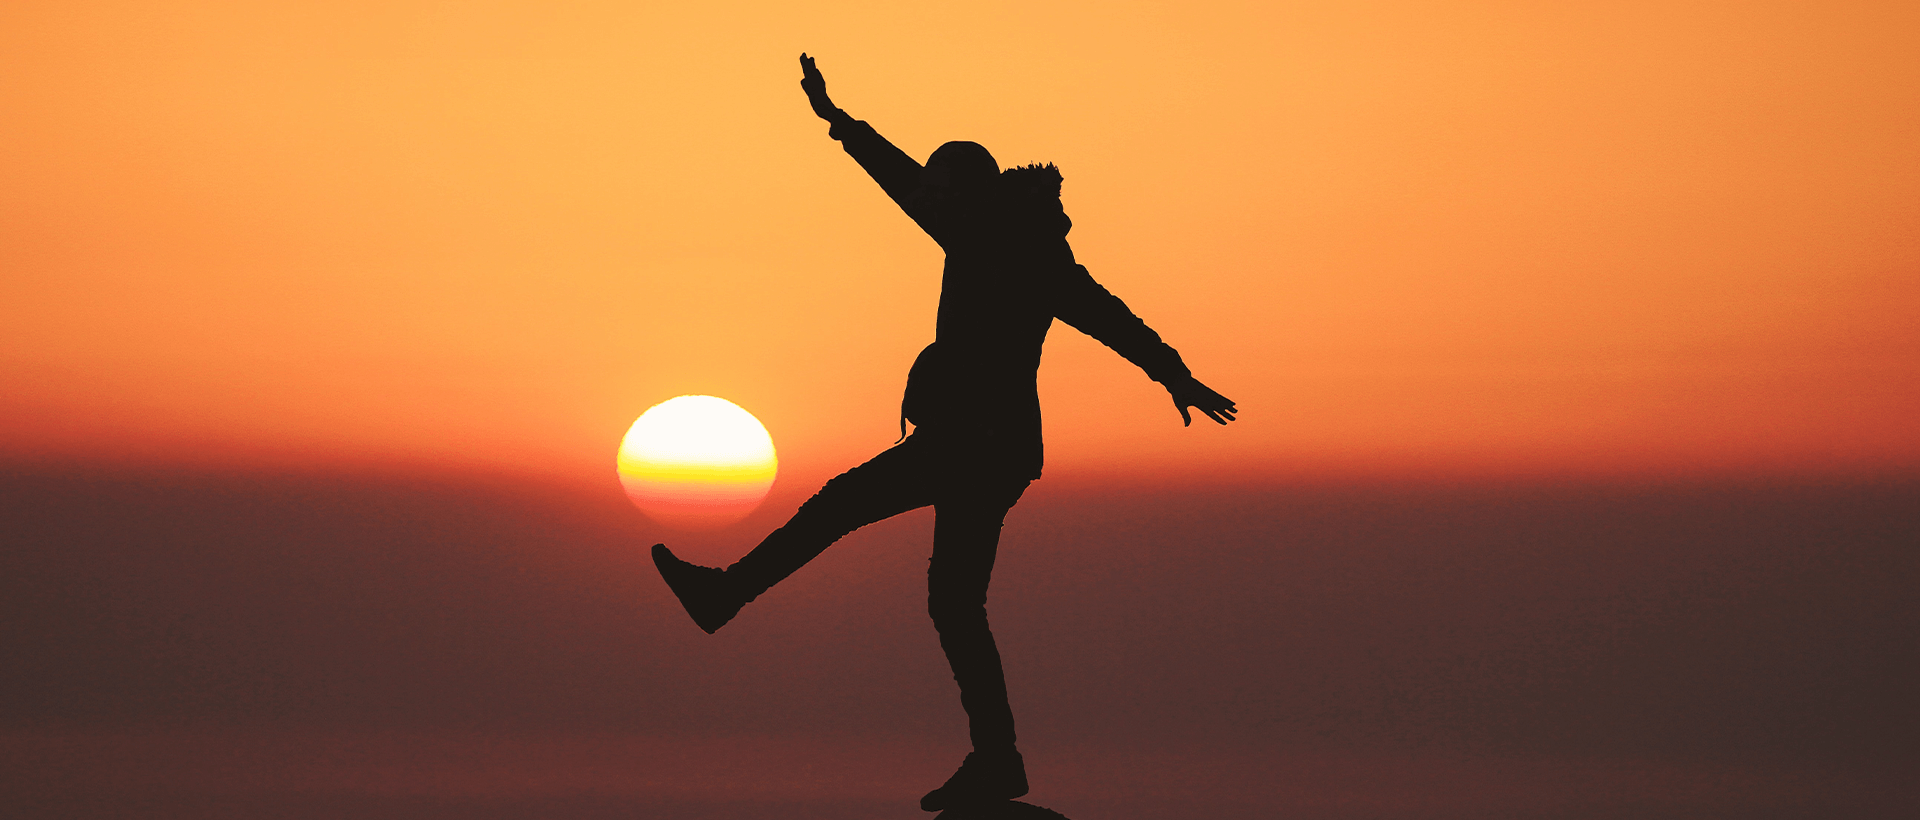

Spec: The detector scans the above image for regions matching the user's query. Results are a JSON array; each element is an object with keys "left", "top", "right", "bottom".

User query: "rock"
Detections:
[{"left": 935, "top": 800, "right": 1073, "bottom": 820}]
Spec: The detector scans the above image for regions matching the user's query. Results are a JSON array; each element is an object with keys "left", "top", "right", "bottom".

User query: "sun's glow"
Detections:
[{"left": 617, "top": 396, "right": 777, "bottom": 528}]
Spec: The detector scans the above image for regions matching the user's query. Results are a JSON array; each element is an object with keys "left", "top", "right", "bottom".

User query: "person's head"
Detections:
[{"left": 921, "top": 141, "right": 999, "bottom": 201}]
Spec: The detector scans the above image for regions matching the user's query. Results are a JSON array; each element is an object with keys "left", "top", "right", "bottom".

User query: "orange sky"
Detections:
[{"left": 3, "top": 1, "right": 1916, "bottom": 488}]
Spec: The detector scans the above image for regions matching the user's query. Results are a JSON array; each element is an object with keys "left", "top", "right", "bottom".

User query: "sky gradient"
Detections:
[
  {"left": 4, "top": 0, "right": 1916, "bottom": 486},
  {"left": 3, "top": 2, "right": 1917, "bottom": 818}
]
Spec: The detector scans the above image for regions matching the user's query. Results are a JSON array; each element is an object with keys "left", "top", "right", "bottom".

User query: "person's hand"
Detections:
[
  {"left": 1167, "top": 375, "right": 1238, "bottom": 427},
  {"left": 799, "top": 53, "right": 843, "bottom": 122}
]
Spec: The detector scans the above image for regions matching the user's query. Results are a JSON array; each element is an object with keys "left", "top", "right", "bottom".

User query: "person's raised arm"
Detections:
[
  {"left": 800, "top": 54, "right": 924, "bottom": 213},
  {"left": 799, "top": 53, "right": 854, "bottom": 130},
  {"left": 1052, "top": 265, "right": 1239, "bottom": 426}
]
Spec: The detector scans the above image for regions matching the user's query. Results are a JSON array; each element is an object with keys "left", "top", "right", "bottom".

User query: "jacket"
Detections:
[{"left": 831, "top": 119, "right": 1191, "bottom": 478}]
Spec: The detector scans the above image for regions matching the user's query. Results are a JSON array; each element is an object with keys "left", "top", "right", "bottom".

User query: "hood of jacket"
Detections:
[
  {"left": 1001, "top": 162, "right": 1063, "bottom": 199},
  {"left": 999, "top": 163, "right": 1069, "bottom": 239}
]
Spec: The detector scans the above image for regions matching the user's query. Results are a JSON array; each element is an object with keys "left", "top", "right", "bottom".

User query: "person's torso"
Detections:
[{"left": 899, "top": 174, "right": 1077, "bottom": 477}]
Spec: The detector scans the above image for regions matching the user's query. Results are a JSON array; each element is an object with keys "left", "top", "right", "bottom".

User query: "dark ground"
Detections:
[{"left": 2, "top": 461, "right": 1914, "bottom": 818}]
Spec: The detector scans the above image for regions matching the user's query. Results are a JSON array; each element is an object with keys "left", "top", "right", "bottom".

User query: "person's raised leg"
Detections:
[
  {"left": 654, "top": 437, "right": 935, "bottom": 633},
  {"left": 919, "top": 478, "right": 1031, "bottom": 811}
]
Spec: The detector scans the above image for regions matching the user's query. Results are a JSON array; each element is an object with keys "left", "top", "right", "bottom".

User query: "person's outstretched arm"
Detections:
[
  {"left": 799, "top": 54, "right": 927, "bottom": 223},
  {"left": 1053, "top": 265, "right": 1239, "bottom": 426}
]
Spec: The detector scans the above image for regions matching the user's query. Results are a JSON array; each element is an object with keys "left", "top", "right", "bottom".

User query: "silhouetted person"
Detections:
[{"left": 652, "top": 54, "right": 1237, "bottom": 812}]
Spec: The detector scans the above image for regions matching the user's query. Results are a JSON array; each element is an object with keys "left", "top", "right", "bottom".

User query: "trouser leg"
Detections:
[
  {"left": 725, "top": 440, "right": 933, "bottom": 600},
  {"left": 927, "top": 480, "right": 1030, "bottom": 752}
]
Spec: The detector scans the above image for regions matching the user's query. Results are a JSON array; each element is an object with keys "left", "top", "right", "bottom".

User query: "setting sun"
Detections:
[{"left": 617, "top": 395, "right": 778, "bottom": 529}]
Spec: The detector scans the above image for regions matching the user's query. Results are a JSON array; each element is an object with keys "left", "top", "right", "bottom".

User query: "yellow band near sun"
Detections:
[{"left": 616, "top": 456, "right": 777, "bottom": 484}]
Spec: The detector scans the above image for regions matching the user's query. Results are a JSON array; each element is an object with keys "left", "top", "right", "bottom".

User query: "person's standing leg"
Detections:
[
  {"left": 654, "top": 437, "right": 936, "bottom": 633},
  {"left": 919, "top": 476, "right": 1032, "bottom": 810}
]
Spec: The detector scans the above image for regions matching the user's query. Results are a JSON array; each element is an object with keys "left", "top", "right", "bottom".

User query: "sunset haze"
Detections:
[
  {"left": 3, "top": 3, "right": 1916, "bottom": 819},
  {"left": 4, "top": 1, "right": 1914, "bottom": 485}
]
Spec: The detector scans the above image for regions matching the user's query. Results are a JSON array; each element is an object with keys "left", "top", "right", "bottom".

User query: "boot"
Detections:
[
  {"left": 920, "top": 748, "right": 1027, "bottom": 812},
  {"left": 651, "top": 544, "right": 746, "bottom": 634}
]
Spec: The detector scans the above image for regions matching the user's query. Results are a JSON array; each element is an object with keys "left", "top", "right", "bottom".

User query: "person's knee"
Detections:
[
  {"left": 927, "top": 587, "right": 988, "bottom": 627},
  {"left": 786, "top": 471, "right": 868, "bottom": 529},
  {"left": 803, "top": 471, "right": 857, "bottom": 506}
]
